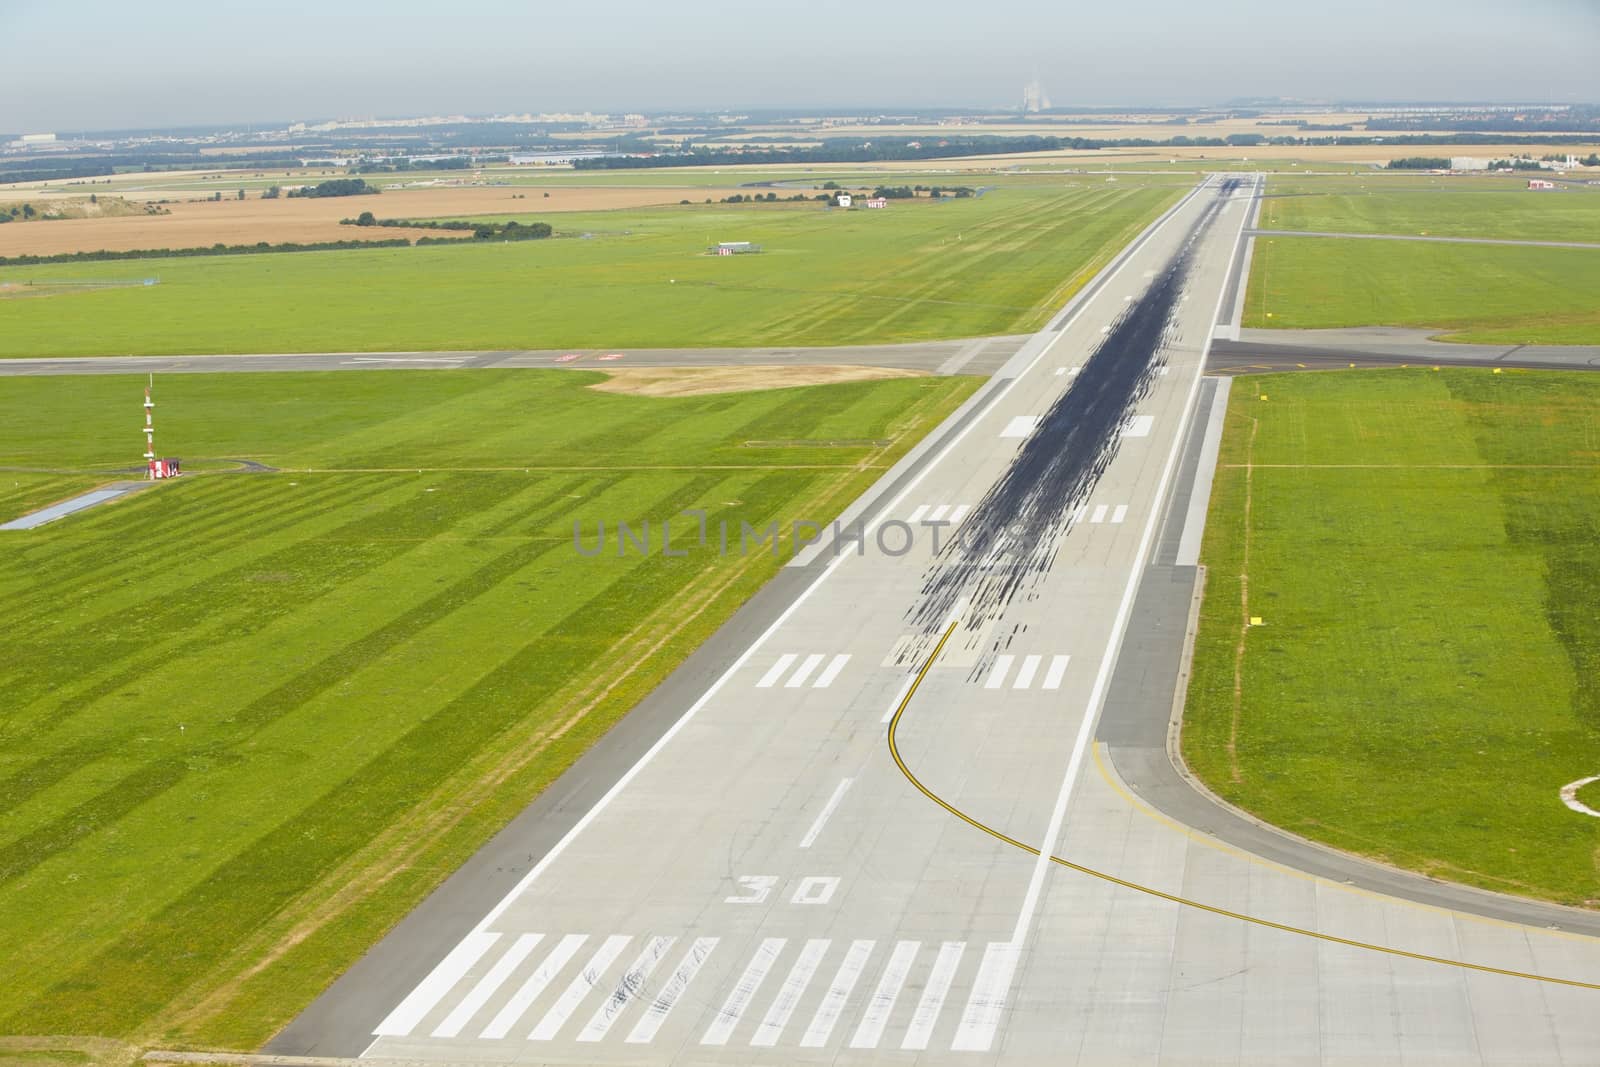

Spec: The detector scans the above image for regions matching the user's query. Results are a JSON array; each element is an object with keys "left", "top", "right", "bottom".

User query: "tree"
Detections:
[
  {"left": 237, "top": 189, "right": 246, "bottom": 200},
  {"left": 21, "top": 203, "right": 34, "bottom": 219},
  {"left": 355, "top": 210, "right": 376, "bottom": 226},
  {"left": 263, "top": 186, "right": 281, "bottom": 199}
]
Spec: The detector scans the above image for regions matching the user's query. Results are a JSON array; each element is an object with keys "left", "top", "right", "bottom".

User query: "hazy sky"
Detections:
[{"left": 4, "top": 0, "right": 1597, "bottom": 132}]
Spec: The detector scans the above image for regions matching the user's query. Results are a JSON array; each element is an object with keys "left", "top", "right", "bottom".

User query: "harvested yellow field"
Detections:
[{"left": 0, "top": 185, "right": 751, "bottom": 257}]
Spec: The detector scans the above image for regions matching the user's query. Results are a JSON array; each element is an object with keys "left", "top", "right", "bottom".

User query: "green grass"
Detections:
[
  {"left": 1244, "top": 236, "right": 1600, "bottom": 344},
  {"left": 1260, "top": 174, "right": 1600, "bottom": 242},
  {"left": 0, "top": 368, "right": 979, "bottom": 1049},
  {"left": 0, "top": 182, "right": 1180, "bottom": 358},
  {"left": 1183, "top": 369, "right": 1600, "bottom": 907}
]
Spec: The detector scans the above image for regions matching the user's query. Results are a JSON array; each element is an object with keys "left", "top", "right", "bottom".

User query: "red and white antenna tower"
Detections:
[{"left": 144, "top": 374, "right": 157, "bottom": 475}]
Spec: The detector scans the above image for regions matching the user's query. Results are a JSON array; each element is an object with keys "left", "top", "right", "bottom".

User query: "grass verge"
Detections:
[
  {"left": 0, "top": 368, "right": 979, "bottom": 1049},
  {"left": 1183, "top": 369, "right": 1600, "bottom": 907}
]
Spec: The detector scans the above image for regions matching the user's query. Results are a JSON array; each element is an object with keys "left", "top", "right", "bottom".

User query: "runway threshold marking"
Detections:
[{"left": 886, "top": 620, "right": 1600, "bottom": 997}]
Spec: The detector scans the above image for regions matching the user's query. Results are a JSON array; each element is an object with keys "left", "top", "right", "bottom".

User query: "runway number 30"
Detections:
[{"left": 725, "top": 875, "right": 838, "bottom": 906}]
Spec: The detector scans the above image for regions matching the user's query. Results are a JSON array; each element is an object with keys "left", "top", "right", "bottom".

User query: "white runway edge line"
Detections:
[
  {"left": 954, "top": 175, "right": 1251, "bottom": 1054},
  {"left": 799, "top": 777, "right": 855, "bottom": 848},
  {"left": 363, "top": 175, "right": 1214, "bottom": 1052}
]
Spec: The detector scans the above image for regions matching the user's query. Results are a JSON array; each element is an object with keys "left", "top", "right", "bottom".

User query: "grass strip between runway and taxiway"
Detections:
[
  {"left": 1183, "top": 368, "right": 1600, "bottom": 908},
  {"left": 888, "top": 620, "right": 1600, "bottom": 994},
  {"left": 0, "top": 368, "right": 979, "bottom": 1051}
]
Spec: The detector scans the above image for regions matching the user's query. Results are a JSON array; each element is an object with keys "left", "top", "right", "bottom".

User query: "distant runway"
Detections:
[{"left": 1246, "top": 227, "right": 1600, "bottom": 251}]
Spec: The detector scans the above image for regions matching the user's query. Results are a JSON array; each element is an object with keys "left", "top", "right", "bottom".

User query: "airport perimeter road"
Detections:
[
  {"left": 0, "top": 337, "right": 1028, "bottom": 378},
  {"left": 275, "top": 176, "right": 1600, "bottom": 1065}
]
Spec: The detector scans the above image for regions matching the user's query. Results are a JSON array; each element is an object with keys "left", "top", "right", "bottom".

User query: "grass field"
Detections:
[
  {"left": 1243, "top": 236, "right": 1600, "bottom": 344},
  {"left": 1259, "top": 176, "right": 1600, "bottom": 242},
  {"left": 0, "top": 181, "right": 1181, "bottom": 358},
  {"left": 0, "top": 368, "right": 978, "bottom": 1053},
  {"left": 1183, "top": 369, "right": 1600, "bottom": 907}
]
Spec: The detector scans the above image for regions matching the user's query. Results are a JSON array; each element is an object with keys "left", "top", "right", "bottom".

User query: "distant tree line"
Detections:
[
  {"left": 1385, "top": 157, "right": 1452, "bottom": 170},
  {"left": 0, "top": 237, "right": 412, "bottom": 267},
  {"left": 342, "top": 214, "right": 553, "bottom": 240},
  {"left": 287, "top": 178, "right": 380, "bottom": 198}
]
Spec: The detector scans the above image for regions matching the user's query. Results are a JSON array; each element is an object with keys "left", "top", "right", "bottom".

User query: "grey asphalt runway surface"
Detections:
[
  {"left": 266, "top": 176, "right": 1600, "bottom": 1065},
  {"left": 1213, "top": 327, "right": 1600, "bottom": 374}
]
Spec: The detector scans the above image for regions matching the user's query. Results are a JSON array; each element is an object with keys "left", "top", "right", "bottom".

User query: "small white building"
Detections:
[
  {"left": 1528, "top": 179, "right": 1557, "bottom": 190},
  {"left": 864, "top": 197, "right": 888, "bottom": 209},
  {"left": 836, "top": 193, "right": 853, "bottom": 208}
]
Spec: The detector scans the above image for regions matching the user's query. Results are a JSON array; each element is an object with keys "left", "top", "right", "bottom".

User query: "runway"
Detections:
[{"left": 262, "top": 174, "right": 1600, "bottom": 1064}]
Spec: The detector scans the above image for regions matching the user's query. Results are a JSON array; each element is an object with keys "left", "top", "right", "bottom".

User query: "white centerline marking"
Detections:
[
  {"left": 702, "top": 938, "right": 785, "bottom": 1046},
  {"left": 751, "top": 938, "right": 829, "bottom": 1046},
  {"left": 375, "top": 931, "right": 498, "bottom": 1037},
  {"left": 626, "top": 937, "right": 717, "bottom": 1044},
  {"left": 756, "top": 653, "right": 797, "bottom": 689},
  {"left": 984, "top": 654, "right": 1014, "bottom": 690},
  {"left": 577, "top": 935, "right": 676, "bottom": 1042},
  {"left": 1042, "top": 654, "right": 1070, "bottom": 690},
  {"left": 801, "top": 940, "right": 874, "bottom": 1048},
  {"left": 882, "top": 674, "right": 917, "bottom": 723},
  {"left": 432, "top": 932, "right": 543, "bottom": 1038},
  {"left": 984, "top": 176, "right": 1247, "bottom": 1051},
  {"left": 530, "top": 934, "right": 632, "bottom": 1040},
  {"left": 481, "top": 933, "right": 588, "bottom": 1039},
  {"left": 799, "top": 777, "right": 854, "bottom": 849},
  {"left": 813, "top": 653, "right": 851, "bottom": 689},
  {"left": 1012, "top": 655, "right": 1041, "bottom": 689},
  {"left": 850, "top": 940, "right": 919, "bottom": 1049},
  {"left": 902, "top": 941, "right": 965, "bottom": 1050},
  {"left": 785, "top": 653, "right": 825, "bottom": 688}
]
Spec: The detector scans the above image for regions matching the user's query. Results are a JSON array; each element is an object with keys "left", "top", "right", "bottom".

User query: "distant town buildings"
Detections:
[
  {"left": 711, "top": 241, "right": 761, "bottom": 255},
  {"left": 1528, "top": 178, "right": 1557, "bottom": 190},
  {"left": 864, "top": 197, "right": 888, "bottom": 209}
]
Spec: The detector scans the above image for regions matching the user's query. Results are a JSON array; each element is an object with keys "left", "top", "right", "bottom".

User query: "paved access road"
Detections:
[{"left": 267, "top": 176, "right": 1600, "bottom": 1065}]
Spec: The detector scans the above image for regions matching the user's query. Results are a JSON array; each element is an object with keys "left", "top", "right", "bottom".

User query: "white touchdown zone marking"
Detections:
[
  {"left": 785, "top": 652, "right": 826, "bottom": 688},
  {"left": 984, "top": 654, "right": 1014, "bottom": 690},
  {"left": 799, "top": 777, "right": 854, "bottom": 848},
  {"left": 756, "top": 653, "right": 797, "bottom": 689}
]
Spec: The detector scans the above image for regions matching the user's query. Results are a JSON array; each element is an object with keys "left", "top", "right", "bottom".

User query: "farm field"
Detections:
[
  {"left": 0, "top": 180, "right": 1180, "bottom": 357},
  {"left": 1258, "top": 175, "right": 1600, "bottom": 242},
  {"left": 1243, "top": 236, "right": 1600, "bottom": 344},
  {"left": 0, "top": 184, "right": 775, "bottom": 257},
  {"left": 0, "top": 367, "right": 979, "bottom": 1054},
  {"left": 1183, "top": 369, "right": 1600, "bottom": 907}
]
